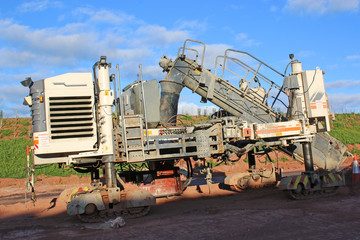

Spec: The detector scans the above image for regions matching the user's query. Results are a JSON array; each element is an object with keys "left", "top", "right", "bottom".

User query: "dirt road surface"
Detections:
[{"left": 1, "top": 159, "right": 359, "bottom": 240}]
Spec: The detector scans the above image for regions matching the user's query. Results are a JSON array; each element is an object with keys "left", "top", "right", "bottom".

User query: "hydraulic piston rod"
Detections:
[{"left": 302, "top": 142, "right": 315, "bottom": 173}]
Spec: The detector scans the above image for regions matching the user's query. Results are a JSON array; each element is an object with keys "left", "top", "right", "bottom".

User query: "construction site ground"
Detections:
[{"left": 0, "top": 156, "right": 359, "bottom": 240}]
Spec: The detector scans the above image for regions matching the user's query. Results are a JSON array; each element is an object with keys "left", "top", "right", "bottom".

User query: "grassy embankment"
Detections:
[
  {"left": 329, "top": 113, "right": 360, "bottom": 145},
  {"left": 0, "top": 118, "right": 87, "bottom": 178}
]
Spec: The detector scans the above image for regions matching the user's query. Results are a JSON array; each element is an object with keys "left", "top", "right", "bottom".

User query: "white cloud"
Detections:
[
  {"left": 270, "top": 6, "right": 279, "bottom": 12},
  {"left": 0, "top": 72, "right": 48, "bottom": 86},
  {"left": 0, "top": 20, "right": 100, "bottom": 68},
  {"left": 178, "top": 102, "right": 218, "bottom": 116},
  {"left": 0, "top": 48, "right": 37, "bottom": 68},
  {"left": 326, "top": 80, "right": 360, "bottom": 89},
  {"left": 0, "top": 104, "right": 30, "bottom": 118},
  {"left": 0, "top": 8, "right": 199, "bottom": 117},
  {"left": 328, "top": 93, "right": 360, "bottom": 112},
  {"left": 230, "top": 5, "right": 243, "bottom": 10},
  {"left": 134, "top": 25, "right": 189, "bottom": 47},
  {"left": 176, "top": 20, "right": 207, "bottom": 33},
  {"left": 180, "top": 43, "right": 233, "bottom": 72},
  {"left": 297, "top": 50, "right": 316, "bottom": 58},
  {"left": 141, "top": 65, "right": 166, "bottom": 80},
  {"left": 73, "top": 8, "right": 136, "bottom": 25},
  {"left": 17, "top": 0, "right": 63, "bottom": 12},
  {"left": 346, "top": 55, "right": 360, "bottom": 60},
  {"left": 202, "top": 43, "right": 233, "bottom": 70},
  {"left": 235, "top": 33, "right": 261, "bottom": 47},
  {"left": 285, "top": 0, "right": 360, "bottom": 14},
  {"left": 0, "top": 15, "right": 190, "bottom": 71},
  {"left": 0, "top": 84, "right": 29, "bottom": 117},
  {"left": 326, "top": 80, "right": 349, "bottom": 89}
]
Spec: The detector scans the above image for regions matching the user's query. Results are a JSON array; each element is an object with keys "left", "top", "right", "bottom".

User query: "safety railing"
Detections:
[
  {"left": 215, "top": 49, "right": 288, "bottom": 110},
  {"left": 179, "top": 39, "right": 206, "bottom": 68}
]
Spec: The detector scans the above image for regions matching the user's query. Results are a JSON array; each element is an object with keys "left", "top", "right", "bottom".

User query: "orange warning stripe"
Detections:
[
  {"left": 310, "top": 101, "right": 328, "bottom": 110},
  {"left": 256, "top": 126, "right": 301, "bottom": 135},
  {"left": 288, "top": 175, "right": 310, "bottom": 189}
]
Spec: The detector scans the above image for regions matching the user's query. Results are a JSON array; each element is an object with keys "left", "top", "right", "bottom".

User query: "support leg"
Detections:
[
  {"left": 302, "top": 142, "right": 318, "bottom": 186},
  {"left": 302, "top": 142, "right": 314, "bottom": 173},
  {"left": 104, "top": 159, "right": 116, "bottom": 188}
]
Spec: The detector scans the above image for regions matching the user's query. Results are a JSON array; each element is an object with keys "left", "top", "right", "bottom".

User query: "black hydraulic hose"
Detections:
[
  {"left": 187, "top": 158, "right": 193, "bottom": 178},
  {"left": 182, "top": 158, "right": 193, "bottom": 191}
]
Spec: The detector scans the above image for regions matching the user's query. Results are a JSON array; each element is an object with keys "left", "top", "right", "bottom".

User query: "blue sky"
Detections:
[{"left": 0, "top": 0, "right": 359, "bottom": 117}]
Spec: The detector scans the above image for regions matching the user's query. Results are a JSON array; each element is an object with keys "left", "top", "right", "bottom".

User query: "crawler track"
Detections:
[
  {"left": 285, "top": 186, "right": 339, "bottom": 200},
  {"left": 77, "top": 206, "right": 151, "bottom": 223}
]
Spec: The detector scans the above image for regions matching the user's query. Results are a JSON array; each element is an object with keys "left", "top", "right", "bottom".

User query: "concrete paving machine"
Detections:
[{"left": 22, "top": 39, "right": 346, "bottom": 222}]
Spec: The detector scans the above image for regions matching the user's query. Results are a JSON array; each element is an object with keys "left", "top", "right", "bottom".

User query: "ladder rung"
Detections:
[
  {"left": 126, "top": 125, "right": 142, "bottom": 128},
  {"left": 127, "top": 136, "right": 142, "bottom": 140},
  {"left": 127, "top": 147, "right": 144, "bottom": 151}
]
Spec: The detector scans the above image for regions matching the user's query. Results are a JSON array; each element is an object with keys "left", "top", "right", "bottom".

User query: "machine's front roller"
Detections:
[
  {"left": 278, "top": 171, "right": 344, "bottom": 200},
  {"left": 66, "top": 187, "right": 156, "bottom": 223},
  {"left": 279, "top": 142, "right": 345, "bottom": 199}
]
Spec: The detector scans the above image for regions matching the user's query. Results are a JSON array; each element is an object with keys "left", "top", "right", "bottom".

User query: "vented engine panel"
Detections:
[
  {"left": 48, "top": 96, "right": 94, "bottom": 140},
  {"left": 32, "top": 73, "right": 97, "bottom": 165}
]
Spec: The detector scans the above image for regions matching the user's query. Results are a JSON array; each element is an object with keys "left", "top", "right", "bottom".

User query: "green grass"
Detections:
[
  {"left": 350, "top": 148, "right": 360, "bottom": 155},
  {"left": 329, "top": 113, "right": 360, "bottom": 145},
  {"left": 0, "top": 138, "right": 31, "bottom": 178},
  {"left": 0, "top": 129, "right": 12, "bottom": 137},
  {"left": 278, "top": 157, "right": 290, "bottom": 162},
  {"left": 19, "top": 128, "right": 28, "bottom": 137},
  {"left": 19, "top": 118, "right": 31, "bottom": 126},
  {"left": 255, "top": 156, "right": 290, "bottom": 164},
  {"left": 0, "top": 138, "right": 88, "bottom": 178},
  {"left": 34, "top": 164, "right": 87, "bottom": 178},
  {"left": 206, "top": 158, "right": 226, "bottom": 168},
  {"left": 178, "top": 114, "right": 210, "bottom": 125},
  {"left": 1, "top": 119, "right": 9, "bottom": 127}
]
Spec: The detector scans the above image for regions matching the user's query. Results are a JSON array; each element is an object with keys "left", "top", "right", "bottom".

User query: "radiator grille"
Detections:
[{"left": 49, "top": 96, "right": 95, "bottom": 139}]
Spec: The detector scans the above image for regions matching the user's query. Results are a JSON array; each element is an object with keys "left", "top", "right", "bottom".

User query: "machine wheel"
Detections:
[
  {"left": 77, "top": 205, "right": 151, "bottom": 223},
  {"left": 285, "top": 184, "right": 306, "bottom": 200},
  {"left": 77, "top": 203, "right": 103, "bottom": 223},
  {"left": 231, "top": 176, "right": 250, "bottom": 191},
  {"left": 125, "top": 206, "right": 151, "bottom": 218},
  {"left": 237, "top": 176, "right": 250, "bottom": 190}
]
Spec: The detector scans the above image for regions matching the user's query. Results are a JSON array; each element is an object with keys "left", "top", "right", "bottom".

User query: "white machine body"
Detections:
[
  {"left": 283, "top": 61, "right": 330, "bottom": 132},
  {"left": 33, "top": 73, "right": 98, "bottom": 165}
]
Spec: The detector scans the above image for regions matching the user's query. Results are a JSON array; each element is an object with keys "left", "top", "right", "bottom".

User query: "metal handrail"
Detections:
[
  {"left": 215, "top": 52, "right": 288, "bottom": 110},
  {"left": 116, "top": 64, "right": 128, "bottom": 161},
  {"left": 181, "top": 39, "right": 206, "bottom": 68},
  {"left": 177, "top": 47, "right": 199, "bottom": 62},
  {"left": 215, "top": 56, "right": 282, "bottom": 90},
  {"left": 139, "top": 64, "right": 150, "bottom": 151},
  {"left": 220, "top": 49, "right": 284, "bottom": 78}
]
